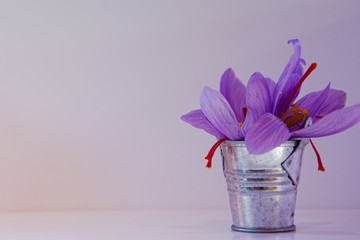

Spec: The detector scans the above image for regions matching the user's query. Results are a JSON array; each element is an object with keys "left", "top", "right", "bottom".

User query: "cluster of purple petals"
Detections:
[{"left": 181, "top": 39, "right": 360, "bottom": 154}]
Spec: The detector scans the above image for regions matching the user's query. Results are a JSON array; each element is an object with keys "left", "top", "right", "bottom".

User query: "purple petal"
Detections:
[
  {"left": 295, "top": 88, "right": 346, "bottom": 122},
  {"left": 265, "top": 77, "right": 276, "bottom": 99},
  {"left": 292, "top": 104, "right": 360, "bottom": 138},
  {"left": 274, "top": 63, "right": 304, "bottom": 117},
  {"left": 287, "top": 84, "right": 330, "bottom": 132},
  {"left": 299, "top": 58, "right": 306, "bottom": 66},
  {"left": 273, "top": 39, "right": 302, "bottom": 113},
  {"left": 245, "top": 113, "right": 291, "bottom": 154},
  {"left": 181, "top": 109, "right": 226, "bottom": 139},
  {"left": 200, "top": 87, "right": 243, "bottom": 140},
  {"left": 304, "top": 83, "right": 331, "bottom": 119},
  {"left": 220, "top": 68, "right": 247, "bottom": 122},
  {"left": 240, "top": 109, "right": 256, "bottom": 136},
  {"left": 246, "top": 72, "right": 272, "bottom": 121}
]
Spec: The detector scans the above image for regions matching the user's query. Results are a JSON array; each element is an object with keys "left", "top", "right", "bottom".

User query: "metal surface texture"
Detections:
[{"left": 221, "top": 138, "right": 309, "bottom": 233}]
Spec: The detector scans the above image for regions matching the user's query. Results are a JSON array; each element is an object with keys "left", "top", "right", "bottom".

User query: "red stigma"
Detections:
[
  {"left": 205, "top": 138, "right": 228, "bottom": 168},
  {"left": 243, "top": 108, "right": 248, "bottom": 119},
  {"left": 310, "top": 139, "right": 325, "bottom": 172},
  {"left": 285, "top": 63, "right": 318, "bottom": 112}
]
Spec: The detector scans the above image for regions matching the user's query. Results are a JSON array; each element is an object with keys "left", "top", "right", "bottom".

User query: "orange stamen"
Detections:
[
  {"left": 205, "top": 138, "right": 228, "bottom": 168},
  {"left": 280, "top": 104, "right": 309, "bottom": 128}
]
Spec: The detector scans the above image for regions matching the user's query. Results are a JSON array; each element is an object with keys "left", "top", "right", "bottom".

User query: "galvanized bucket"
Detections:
[{"left": 220, "top": 138, "right": 309, "bottom": 233}]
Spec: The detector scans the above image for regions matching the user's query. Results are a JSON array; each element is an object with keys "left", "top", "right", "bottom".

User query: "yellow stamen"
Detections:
[
  {"left": 280, "top": 104, "right": 309, "bottom": 128},
  {"left": 239, "top": 122, "right": 243, "bottom": 128}
]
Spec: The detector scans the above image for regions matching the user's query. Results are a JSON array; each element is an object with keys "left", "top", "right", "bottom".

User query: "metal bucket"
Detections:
[{"left": 220, "top": 138, "right": 309, "bottom": 233}]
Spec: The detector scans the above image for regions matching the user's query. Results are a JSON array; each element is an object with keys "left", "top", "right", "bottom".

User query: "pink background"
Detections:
[{"left": 0, "top": 0, "right": 359, "bottom": 211}]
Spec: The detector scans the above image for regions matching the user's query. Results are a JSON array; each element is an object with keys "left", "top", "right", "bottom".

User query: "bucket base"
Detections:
[{"left": 231, "top": 225, "right": 296, "bottom": 233}]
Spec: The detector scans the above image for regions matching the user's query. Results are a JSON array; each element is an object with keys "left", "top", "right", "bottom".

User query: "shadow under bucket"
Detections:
[{"left": 220, "top": 138, "right": 309, "bottom": 233}]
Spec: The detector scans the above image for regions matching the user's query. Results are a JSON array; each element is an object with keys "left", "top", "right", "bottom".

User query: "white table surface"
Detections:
[{"left": 0, "top": 209, "right": 358, "bottom": 240}]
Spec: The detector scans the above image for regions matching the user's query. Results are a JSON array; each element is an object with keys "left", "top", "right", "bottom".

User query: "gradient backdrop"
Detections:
[{"left": 0, "top": 0, "right": 359, "bottom": 211}]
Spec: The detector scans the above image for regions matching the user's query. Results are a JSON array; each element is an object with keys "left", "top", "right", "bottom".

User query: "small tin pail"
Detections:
[{"left": 220, "top": 138, "right": 309, "bottom": 233}]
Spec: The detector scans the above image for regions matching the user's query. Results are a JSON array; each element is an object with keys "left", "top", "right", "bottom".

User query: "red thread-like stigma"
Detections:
[
  {"left": 243, "top": 108, "right": 248, "bottom": 119},
  {"left": 310, "top": 139, "right": 325, "bottom": 172},
  {"left": 205, "top": 138, "right": 228, "bottom": 168},
  {"left": 285, "top": 63, "right": 318, "bottom": 112}
]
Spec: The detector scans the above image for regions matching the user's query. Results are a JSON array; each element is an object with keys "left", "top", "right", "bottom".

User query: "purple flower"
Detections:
[
  {"left": 243, "top": 40, "right": 360, "bottom": 155},
  {"left": 181, "top": 39, "right": 360, "bottom": 170},
  {"left": 181, "top": 68, "right": 246, "bottom": 141}
]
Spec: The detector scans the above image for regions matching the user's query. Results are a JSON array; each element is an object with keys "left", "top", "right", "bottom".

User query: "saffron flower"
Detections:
[{"left": 181, "top": 39, "right": 360, "bottom": 170}]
